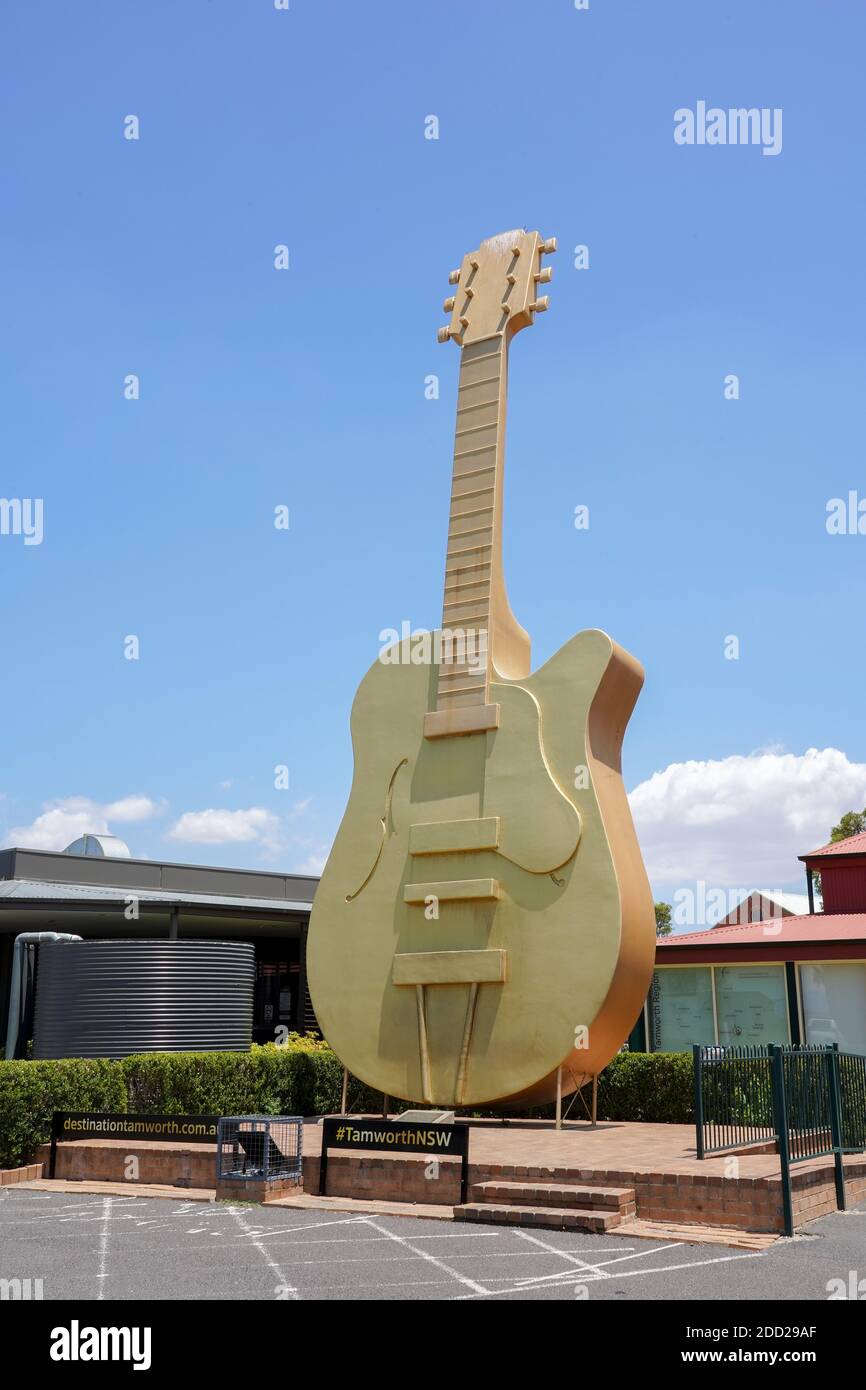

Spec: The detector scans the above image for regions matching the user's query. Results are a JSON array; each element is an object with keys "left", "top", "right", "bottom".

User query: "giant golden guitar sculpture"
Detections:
[{"left": 308, "top": 230, "right": 655, "bottom": 1107}]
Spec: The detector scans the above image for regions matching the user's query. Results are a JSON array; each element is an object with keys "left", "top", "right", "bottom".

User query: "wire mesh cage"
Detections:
[{"left": 217, "top": 1116, "right": 303, "bottom": 1184}]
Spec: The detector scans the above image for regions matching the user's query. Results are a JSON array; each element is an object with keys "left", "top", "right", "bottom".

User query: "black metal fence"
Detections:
[
  {"left": 693, "top": 1044, "right": 776, "bottom": 1158},
  {"left": 694, "top": 1043, "right": 866, "bottom": 1235}
]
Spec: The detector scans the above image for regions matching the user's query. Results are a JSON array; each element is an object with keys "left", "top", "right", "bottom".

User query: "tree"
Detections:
[
  {"left": 655, "top": 901, "right": 672, "bottom": 937},
  {"left": 830, "top": 810, "right": 866, "bottom": 843}
]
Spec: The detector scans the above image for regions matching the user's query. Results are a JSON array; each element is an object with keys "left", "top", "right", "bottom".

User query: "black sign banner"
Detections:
[
  {"left": 318, "top": 1117, "right": 469, "bottom": 1202},
  {"left": 49, "top": 1111, "right": 219, "bottom": 1177}
]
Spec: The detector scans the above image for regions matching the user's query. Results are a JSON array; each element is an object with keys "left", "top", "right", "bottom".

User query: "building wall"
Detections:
[
  {"left": 818, "top": 861, "right": 866, "bottom": 915},
  {"left": 646, "top": 959, "right": 866, "bottom": 1054}
]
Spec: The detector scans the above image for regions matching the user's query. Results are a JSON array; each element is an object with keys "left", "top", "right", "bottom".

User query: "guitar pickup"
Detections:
[
  {"left": 392, "top": 949, "right": 507, "bottom": 986},
  {"left": 403, "top": 878, "right": 500, "bottom": 904},
  {"left": 409, "top": 817, "right": 500, "bottom": 856},
  {"left": 423, "top": 704, "right": 500, "bottom": 739}
]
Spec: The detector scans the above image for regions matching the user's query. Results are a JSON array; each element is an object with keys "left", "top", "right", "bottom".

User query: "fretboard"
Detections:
[{"left": 435, "top": 335, "right": 507, "bottom": 713}]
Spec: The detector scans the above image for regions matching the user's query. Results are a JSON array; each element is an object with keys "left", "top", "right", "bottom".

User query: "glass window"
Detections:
[
  {"left": 650, "top": 967, "right": 715, "bottom": 1051},
  {"left": 715, "top": 965, "right": 789, "bottom": 1046},
  {"left": 800, "top": 963, "right": 866, "bottom": 1053}
]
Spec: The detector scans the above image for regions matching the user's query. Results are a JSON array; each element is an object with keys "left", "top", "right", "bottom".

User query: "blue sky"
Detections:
[{"left": 2, "top": 2, "right": 865, "bottom": 914}]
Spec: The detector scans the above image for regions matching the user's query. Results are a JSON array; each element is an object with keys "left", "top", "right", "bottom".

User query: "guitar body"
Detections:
[{"left": 307, "top": 628, "right": 655, "bottom": 1106}]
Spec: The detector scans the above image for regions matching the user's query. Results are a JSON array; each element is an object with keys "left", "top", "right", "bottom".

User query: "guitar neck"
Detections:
[
  {"left": 434, "top": 335, "right": 508, "bottom": 715},
  {"left": 423, "top": 228, "right": 555, "bottom": 739}
]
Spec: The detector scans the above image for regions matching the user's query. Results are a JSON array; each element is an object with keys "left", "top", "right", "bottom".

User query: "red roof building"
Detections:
[{"left": 640, "top": 832, "right": 866, "bottom": 1056}]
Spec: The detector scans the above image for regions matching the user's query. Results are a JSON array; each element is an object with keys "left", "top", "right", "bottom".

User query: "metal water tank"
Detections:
[{"left": 31, "top": 939, "right": 254, "bottom": 1058}]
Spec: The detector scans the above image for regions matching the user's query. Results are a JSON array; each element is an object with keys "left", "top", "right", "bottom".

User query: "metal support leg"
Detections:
[
  {"left": 555, "top": 1065, "right": 562, "bottom": 1131},
  {"left": 340, "top": 1066, "right": 348, "bottom": 1116},
  {"left": 415, "top": 984, "right": 432, "bottom": 1104}
]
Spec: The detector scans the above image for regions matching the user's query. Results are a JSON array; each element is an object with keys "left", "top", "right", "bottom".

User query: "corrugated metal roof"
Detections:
[
  {"left": 658, "top": 912, "right": 866, "bottom": 948},
  {"left": 0, "top": 878, "right": 310, "bottom": 913},
  {"left": 800, "top": 830, "right": 866, "bottom": 860}
]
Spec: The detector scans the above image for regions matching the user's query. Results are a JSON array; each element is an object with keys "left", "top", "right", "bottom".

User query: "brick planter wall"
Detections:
[
  {"left": 0, "top": 1162, "right": 43, "bottom": 1185},
  {"left": 33, "top": 1138, "right": 866, "bottom": 1235}
]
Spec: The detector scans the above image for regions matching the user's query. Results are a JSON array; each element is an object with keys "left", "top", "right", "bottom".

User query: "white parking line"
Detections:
[
  {"left": 231, "top": 1215, "right": 372, "bottom": 1239},
  {"left": 362, "top": 1218, "right": 489, "bottom": 1296},
  {"left": 96, "top": 1197, "right": 111, "bottom": 1299},
  {"left": 590, "top": 1242, "right": 682, "bottom": 1268},
  {"left": 512, "top": 1227, "right": 614, "bottom": 1279},
  {"left": 585, "top": 1250, "right": 767, "bottom": 1281},
  {"left": 228, "top": 1205, "right": 300, "bottom": 1301}
]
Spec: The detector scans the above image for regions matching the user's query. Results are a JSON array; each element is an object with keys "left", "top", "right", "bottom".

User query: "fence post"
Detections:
[
  {"left": 827, "top": 1043, "right": 847, "bottom": 1213},
  {"left": 693, "top": 1045, "right": 705, "bottom": 1159},
  {"left": 770, "top": 1045, "right": 794, "bottom": 1237},
  {"left": 49, "top": 1112, "right": 60, "bottom": 1180}
]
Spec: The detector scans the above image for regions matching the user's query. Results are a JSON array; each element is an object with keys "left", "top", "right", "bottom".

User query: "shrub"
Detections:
[
  {"left": 0, "top": 1058, "right": 126, "bottom": 1168},
  {"left": 596, "top": 1050, "right": 694, "bottom": 1123},
  {"left": 121, "top": 1038, "right": 384, "bottom": 1120}
]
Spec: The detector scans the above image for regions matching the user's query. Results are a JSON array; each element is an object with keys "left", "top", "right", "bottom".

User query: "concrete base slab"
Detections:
[{"left": 14, "top": 1178, "right": 216, "bottom": 1201}]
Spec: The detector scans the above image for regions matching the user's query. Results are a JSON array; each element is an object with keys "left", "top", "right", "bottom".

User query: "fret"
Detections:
[
  {"left": 455, "top": 422, "right": 498, "bottom": 438},
  {"left": 447, "top": 556, "right": 494, "bottom": 572},
  {"left": 452, "top": 464, "right": 496, "bottom": 481},
  {"left": 444, "top": 606, "right": 492, "bottom": 622},
  {"left": 460, "top": 348, "right": 501, "bottom": 365},
  {"left": 449, "top": 482, "right": 494, "bottom": 500},
  {"left": 448, "top": 522, "right": 493, "bottom": 540},
  {"left": 444, "top": 580, "right": 490, "bottom": 596},
  {"left": 457, "top": 373, "right": 501, "bottom": 390},
  {"left": 449, "top": 505, "right": 494, "bottom": 521},
  {"left": 447, "top": 544, "right": 493, "bottom": 560},
  {"left": 454, "top": 443, "right": 497, "bottom": 462}
]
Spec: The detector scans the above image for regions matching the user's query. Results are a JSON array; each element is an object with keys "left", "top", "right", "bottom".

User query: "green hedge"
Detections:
[
  {"left": 0, "top": 1043, "right": 694, "bottom": 1169},
  {"left": 121, "top": 1040, "right": 384, "bottom": 1119},
  {"left": 596, "top": 1051, "right": 694, "bottom": 1123},
  {"left": 0, "top": 1058, "right": 127, "bottom": 1169}
]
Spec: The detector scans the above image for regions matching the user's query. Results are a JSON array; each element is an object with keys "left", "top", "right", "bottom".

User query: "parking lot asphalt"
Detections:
[{"left": 1, "top": 1187, "right": 865, "bottom": 1301}]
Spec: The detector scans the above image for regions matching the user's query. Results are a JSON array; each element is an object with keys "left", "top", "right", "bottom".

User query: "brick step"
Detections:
[
  {"left": 454, "top": 1202, "right": 623, "bottom": 1233},
  {"left": 471, "top": 1180, "right": 636, "bottom": 1216}
]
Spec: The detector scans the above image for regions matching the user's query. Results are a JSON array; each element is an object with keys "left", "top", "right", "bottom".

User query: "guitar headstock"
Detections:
[{"left": 438, "top": 228, "right": 555, "bottom": 347}]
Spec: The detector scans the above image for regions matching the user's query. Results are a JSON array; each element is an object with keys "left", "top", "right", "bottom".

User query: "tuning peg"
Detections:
[
  {"left": 443, "top": 296, "right": 456, "bottom": 312},
  {"left": 448, "top": 268, "right": 460, "bottom": 284},
  {"left": 437, "top": 326, "right": 453, "bottom": 343},
  {"left": 540, "top": 237, "right": 557, "bottom": 254},
  {"left": 530, "top": 296, "right": 550, "bottom": 313},
  {"left": 535, "top": 267, "right": 553, "bottom": 284}
]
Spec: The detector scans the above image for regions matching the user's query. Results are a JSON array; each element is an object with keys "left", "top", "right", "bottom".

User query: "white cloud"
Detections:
[
  {"left": 3, "top": 794, "right": 162, "bottom": 852},
  {"left": 293, "top": 852, "right": 328, "bottom": 875},
  {"left": 167, "top": 807, "right": 282, "bottom": 853},
  {"left": 629, "top": 746, "right": 866, "bottom": 893}
]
